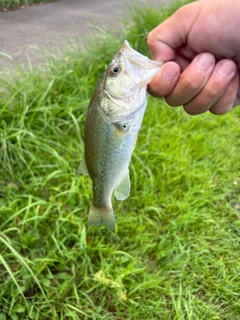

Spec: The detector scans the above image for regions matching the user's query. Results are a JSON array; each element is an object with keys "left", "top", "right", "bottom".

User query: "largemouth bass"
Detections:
[{"left": 78, "top": 40, "right": 163, "bottom": 231}]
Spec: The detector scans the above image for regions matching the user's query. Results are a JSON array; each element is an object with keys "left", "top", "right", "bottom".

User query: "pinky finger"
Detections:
[{"left": 210, "top": 73, "right": 239, "bottom": 115}]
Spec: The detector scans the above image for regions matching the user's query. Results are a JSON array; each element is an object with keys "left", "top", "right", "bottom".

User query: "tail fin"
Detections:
[{"left": 87, "top": 205, "right": 115, "bottom": 231}]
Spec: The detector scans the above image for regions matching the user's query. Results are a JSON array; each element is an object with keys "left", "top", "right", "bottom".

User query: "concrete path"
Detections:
[{"left": 0, "top": 0, "right": 169, "bottom": 68}]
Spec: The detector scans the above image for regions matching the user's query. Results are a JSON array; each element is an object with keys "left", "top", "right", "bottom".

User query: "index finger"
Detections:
[{"left": 147, "top": 3, "right": 199, "bottom": 61}]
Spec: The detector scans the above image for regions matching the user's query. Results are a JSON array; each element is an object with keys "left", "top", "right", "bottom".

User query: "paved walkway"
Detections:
[{"left": 0, "top": 0, "right": 167, "bottom": 68}]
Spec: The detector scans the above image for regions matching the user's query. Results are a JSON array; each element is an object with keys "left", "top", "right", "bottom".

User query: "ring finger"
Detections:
[{"left": 165, "top": 52, "right": 216, "bottom": 107}]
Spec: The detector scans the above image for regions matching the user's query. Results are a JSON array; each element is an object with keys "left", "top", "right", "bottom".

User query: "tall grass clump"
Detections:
[{"left": 1, "top": 0, "right": 240, "bottom": 319}]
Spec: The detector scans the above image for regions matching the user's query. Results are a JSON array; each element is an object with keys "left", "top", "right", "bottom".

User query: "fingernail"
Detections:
[
  {"left": 196, "top": 53, "right": 215, "bottom": 71},
  {"left": 162, "top": 65, "right": 178, "bottom": 81},
  {"left": 216, "top": 60, "right": 236, "bottom": 79}
]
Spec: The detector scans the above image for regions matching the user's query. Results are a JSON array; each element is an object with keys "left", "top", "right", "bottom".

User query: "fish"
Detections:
[{"left": 78, "top": 40, "right": 163, "bottom": 231}]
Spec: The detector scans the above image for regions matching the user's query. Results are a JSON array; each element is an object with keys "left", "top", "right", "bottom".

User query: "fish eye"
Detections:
[{"left": 109, "top": 64, "right": 121, "bottom": 76}]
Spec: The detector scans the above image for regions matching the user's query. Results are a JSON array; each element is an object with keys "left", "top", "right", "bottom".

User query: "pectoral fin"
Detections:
[
  {"left": 77, "top": 156, "right": 89, "bottom": 175},
  {"left": 114, "top": 172, "right": 130, "bottom": 201}
]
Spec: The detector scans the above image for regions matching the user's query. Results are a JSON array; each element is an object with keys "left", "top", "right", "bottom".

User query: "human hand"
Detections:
[{"left": 147, "top": 0, "right": 240, "bottom": 115}]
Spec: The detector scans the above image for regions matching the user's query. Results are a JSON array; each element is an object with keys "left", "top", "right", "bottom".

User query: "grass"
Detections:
[
  {"left": 1, "top": 0, "right": 240, "bottom": 319},
  {"left": 0, "top": 0, "right": 53, "bottom": 11}
]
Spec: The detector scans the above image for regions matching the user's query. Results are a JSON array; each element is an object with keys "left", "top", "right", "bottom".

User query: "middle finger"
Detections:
[{"left": 165, "top": 52, "right": 215, "bottom": 106}]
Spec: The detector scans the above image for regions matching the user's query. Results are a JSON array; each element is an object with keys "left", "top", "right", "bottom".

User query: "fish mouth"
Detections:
[{"left": 121, "top": 40, "right": 164, "bottom": 85}]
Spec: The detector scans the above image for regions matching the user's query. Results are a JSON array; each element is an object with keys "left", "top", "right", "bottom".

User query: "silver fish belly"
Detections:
[{"left": 78, "top": 40, "right": 163, "bottom": 231}]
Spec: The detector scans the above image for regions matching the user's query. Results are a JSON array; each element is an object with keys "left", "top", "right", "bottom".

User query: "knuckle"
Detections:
[
  {"left": 183, "top": 105, "right": 199, "bottom": 115},
  {"left": 165, "top": 95, "right": 181, "bottom": 107},
  {"left": 203, "top": 84, "right": 221, "bottom": 99},
  {"left": 210, "top": 92, "right": 235, "bottom": 115},
  {"left": 210, "top": 104, "right": 233, "bottom": 115},
  {"left": 181, "top": 77, "right": 202, "bottom": 92},
  {"left": 146, "top": 31, "right": 155, "bottom": 47}
]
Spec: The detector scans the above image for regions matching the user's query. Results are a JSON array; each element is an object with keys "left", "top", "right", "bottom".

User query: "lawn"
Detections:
[{"left": 1, "top": 0, "right": 240, "bottom": 319}]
